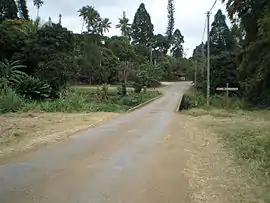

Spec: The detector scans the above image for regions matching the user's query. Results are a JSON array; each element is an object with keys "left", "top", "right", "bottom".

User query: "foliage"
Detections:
[
  {"left": 0, "top": 87, "right": 25, "bottom": 113},
  {"left": 96, "top": 84, "right": 110, "bottom": 101},
  {"left": 0, "top": 0, "right": 18, "bottom": 22},
  {"left": 180, "top": 87, "right": 245, "bottom": 110},
  {"left": 0, "top": 59, "right": 27, "bottom": 89},
  {"left": 117, "top": 61, "right": 134, "bottom": 95},
  {"left": 15, "top": 75, "right": 52, "bottom": 100},
  {"left": 222, "top": 0, "right": 270, "bottom": 43},
  {"left": 21, "top": 23, "right": 75, "bottom": 86},
  {"left": 172, "top": 29, "right": 184, "bottom": 57},
  {"left": 238, "top": 37, "right": 270, "bottom": 107},
  {"left": 78, "top": 5, "right": 111, "bottom": 36},
  {"left": 107, "top": 37, "right": 135, "bottom": 61},
  {"left": 196, "top": 52, "right": 238, "bottom": 94},
  {"left": 136, "top": 62, "right": 163, "bottom": 87},
  {"left": 116, "top": 11, "right": 132, "bottom": 40},
  {"left": 166, "top": 0, "right": 175, "bottom": 42},
  {"left": 209, "top": 9, "right": 235, "bottom": 55},
  {"left": 152, "top": 34, "right": 170, "bottom": 56},
  {"left": 0, "top": 19, "right": 29, "bottom": 60},
  {"left": 132, "top": 3, "right": 154, "bottom": 45},
  {"left": 17, "top": 0, "right": 29, "bottom": 20},
  {"left": 78, "top": 5, "right": 100, "bottom": 34},
  {"left": 16, "top": 18, "right": 42, "bottom": 37},
  {"left": 37, "top": 53, "right": 75, "bottom": 95}
]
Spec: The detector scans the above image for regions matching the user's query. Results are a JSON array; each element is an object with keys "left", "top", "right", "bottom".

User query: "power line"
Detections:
[{"left": 209, "top": 0, "right": 218, "bottom": 12}]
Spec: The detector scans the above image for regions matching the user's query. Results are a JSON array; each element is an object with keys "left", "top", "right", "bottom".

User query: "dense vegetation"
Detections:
[
  {"left": 0, "top": 0, "right": 192, "bottom": 113},
  {"left": 191, "top": 0, "right": 270, "bottom": 108}
]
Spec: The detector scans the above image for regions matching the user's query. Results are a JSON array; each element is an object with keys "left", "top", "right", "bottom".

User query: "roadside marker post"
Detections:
[{"left": 216, "top": 83, "right": 239, "bottom": 107}]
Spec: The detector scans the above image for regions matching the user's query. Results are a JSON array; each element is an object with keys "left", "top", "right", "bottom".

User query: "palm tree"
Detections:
[
  {"left": 33, "top": 0, "right": 44, "bottom": 18},
  {"left": 99, "top": 18, "right": 111, "bottom": 36},
  {"left": 78, "top": 6, "right": 88, "bottom": 33},
  {"left": 116, "top": 11, "right": 132, "bottom": 40},
  {"left": 78, "top": 6, "right": 101, "bottom": 34},
  {"left": 0, "top": 59, "right": 27, "bottom": 89}
]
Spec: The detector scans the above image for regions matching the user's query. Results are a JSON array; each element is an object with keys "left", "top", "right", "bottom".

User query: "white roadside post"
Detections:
[{"left": 216, "top": 83, "right": 239, "bottom": 107}]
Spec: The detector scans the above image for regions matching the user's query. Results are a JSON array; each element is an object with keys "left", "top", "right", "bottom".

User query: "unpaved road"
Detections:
[{"left": 0, "top": 82, "right": 195, "bottom": 203}]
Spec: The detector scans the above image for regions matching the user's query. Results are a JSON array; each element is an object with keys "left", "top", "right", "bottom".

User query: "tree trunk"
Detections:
[
  {"left": 122, "top": 69, "right": 127, "bottom": 95},
  {"left": 81, "top": 21, "right": 85, "bottom": 33}
]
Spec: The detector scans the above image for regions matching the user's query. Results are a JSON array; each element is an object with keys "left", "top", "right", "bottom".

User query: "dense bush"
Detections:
[{"left": 15, "top": 75, "right": 52, "bottom": 100}]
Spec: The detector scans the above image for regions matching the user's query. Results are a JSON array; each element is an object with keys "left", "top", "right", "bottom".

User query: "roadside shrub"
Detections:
[
  {"left": 119, "top": 96, "right": 137, "bottom": 106},
  {"left": 133, "top": 82, "right": 143, "bottom": 93},
  {"left": 37, "top": 91, "right": 89, "bottom": 112},
  {"left": 0, "top": 88, "right": 25, "bottom": 113},
  {"left": 96, "top": 84, "right": 110, "bottom": 101},
  {"left": 180, "top": 87, "right": 246, "bottom": 110},
  {"left": 15, "top": 75, "right": 52, "bottom": 100}
]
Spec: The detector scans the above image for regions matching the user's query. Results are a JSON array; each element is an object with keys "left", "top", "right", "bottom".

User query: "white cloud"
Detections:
[{"left": 27, "top": 0, "right": 228, "bottom": 57}]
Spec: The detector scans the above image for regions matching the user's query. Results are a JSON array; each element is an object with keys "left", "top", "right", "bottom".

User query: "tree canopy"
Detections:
[{"left": 131, "top": 3, "right": 154, "bottom": 46}]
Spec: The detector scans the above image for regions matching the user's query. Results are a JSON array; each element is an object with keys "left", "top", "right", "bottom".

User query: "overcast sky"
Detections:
[{"left": 26, "top": 0, "right": 227, "bottom": 57}]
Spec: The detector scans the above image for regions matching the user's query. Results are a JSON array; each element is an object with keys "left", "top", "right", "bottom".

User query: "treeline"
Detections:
[
  {"left": 192, "top": 0, "right": 270, "bottom": 107},
  {"left": 0, "top": 0, "right": 193, "bottom": 100}
]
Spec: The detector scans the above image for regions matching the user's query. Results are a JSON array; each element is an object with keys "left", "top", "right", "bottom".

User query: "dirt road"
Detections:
[{"left": 0, "top": 82, "right": 195, "bottom": 203}]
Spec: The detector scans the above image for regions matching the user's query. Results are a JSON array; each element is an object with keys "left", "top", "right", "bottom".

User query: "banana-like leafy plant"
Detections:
[
  {"left": 16, "top": 75, "right": 52, "bottom": 100},
  {"left": 0, "top": 59, "right": 27, "bottom": 89}
]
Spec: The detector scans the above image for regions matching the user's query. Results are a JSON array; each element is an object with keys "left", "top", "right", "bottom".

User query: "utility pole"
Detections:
[
  {"left": 206, "top": 11, "right": 211, "bottom": 106},
  {"left": 194, "top": 61, "right": 197, "bottom": 87}
]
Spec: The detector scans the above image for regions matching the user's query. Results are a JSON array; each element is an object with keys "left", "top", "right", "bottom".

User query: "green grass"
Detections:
[
  {"left": 180, "top": 87, "right": 246, "bottom": 110},
  {"left": 0, "top": 86, "right": 161, "bottom": 114},
  {"left": 185, "top": 108, "right": 270, "bottom": 202}
]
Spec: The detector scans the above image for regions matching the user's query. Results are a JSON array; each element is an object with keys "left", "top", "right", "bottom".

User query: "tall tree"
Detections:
[
  {"left": 166, "top": 0, "right": 175, "bottom": 42},
  {"left": 78, "top": 6, "right": 101, "bottom": 34},
  {"left": 131, "top": 3, "right": 154, "bottom": 45},
  {"left": 152, "top": 34, "right": 170, "bottom": 57},
  {"left": 222, "top": 0, "right": 270, "bottom": 43},
  {"left": 33, "top": 0, "right": 44, "bottom": 18},
  {"left": 78, "top": 6, "right": 88, "bottom": 33},
  {"left": 116, "top": 11, "right": 132, "bottom": 41},
  {"left": 0, "top": 0, "right": 18, "bottom": 22},
  {"left": 17, "top": 0, "right": 29, "bottom": 19},
  {"left": 172, "top": 29, "right": 184, "bottom": 57},
  {"left": 98, "top": 18, "right": 111, "bottom": 36},
  {"left": 209, "top": 9, "right": 234, "bottom": 55}
]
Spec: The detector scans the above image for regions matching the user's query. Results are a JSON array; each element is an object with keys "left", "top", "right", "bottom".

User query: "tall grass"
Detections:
[
  {"left": 180, "top": 87, "right": 246, "bottom": 110},
  {"left": 0, "top": 87, "right": 160, "bottom": 114},
  {"left": 0, "top": 88, "right": 25, "bottom": 113}
]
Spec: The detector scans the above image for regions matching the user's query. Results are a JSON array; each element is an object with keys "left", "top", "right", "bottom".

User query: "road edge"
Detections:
[
  {"left": 175, "top": 94, "right": 183, "bottom": 112},
  {"left": 127, "top": 94, "right": 163, "bottom": 113}
]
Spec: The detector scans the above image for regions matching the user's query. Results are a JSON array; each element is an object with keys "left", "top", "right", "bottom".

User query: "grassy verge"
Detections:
[
  {"left": 0, "top": 86, "right": 161, "bottom": 114},
  {"left": 180, "top": 87, "right": 246, "bottom": 110},
  {"left": 183, "top": 108, "right": 270, "bottom": 202},
  {"left": 0, "top": 112, "right": 119, "bottom": 159}
]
